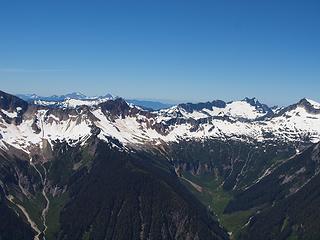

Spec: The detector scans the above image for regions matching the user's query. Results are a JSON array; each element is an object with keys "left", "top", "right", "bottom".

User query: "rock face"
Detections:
[
  {"left": 0, "top": 90, "right": 28, "bottom": 112},
  {"left": 178, "top": 100, "right": 227, "bottom": 113},
  {"left": 57, "top": 142, "right": 229, "bottom": 240},
  {"left": 0, "top": 188, "right": 35, "bottom": 240},
  {"left": 0, "top": 90, "right": 28, "bottom": 124},
  {"left": 225, "top": 143, "right": 320, "bottom": 240}
]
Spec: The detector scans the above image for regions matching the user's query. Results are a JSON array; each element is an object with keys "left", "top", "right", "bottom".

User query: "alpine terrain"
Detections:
[{"left": 1, "top": 89, "right": 320, "bottom": 240}]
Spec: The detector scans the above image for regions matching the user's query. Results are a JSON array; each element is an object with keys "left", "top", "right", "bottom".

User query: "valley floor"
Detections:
[{"left": 180, "top": 172, "right": 255, "bottom": 239}]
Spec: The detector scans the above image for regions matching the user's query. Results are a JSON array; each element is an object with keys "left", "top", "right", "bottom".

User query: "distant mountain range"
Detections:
[
  {"left": 1, "top": 89, "right": 320, "bottom": 240},
  {"left": 17, "top": 92, "right": 113, "bottom": 101},
  {"left": 17, "top": 93, "right": 173, "bottom": 110}
]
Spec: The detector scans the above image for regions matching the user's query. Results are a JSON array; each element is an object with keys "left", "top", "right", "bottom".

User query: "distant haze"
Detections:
[{"left": 0, "top": 1, "right": 319, "bottom": 106}]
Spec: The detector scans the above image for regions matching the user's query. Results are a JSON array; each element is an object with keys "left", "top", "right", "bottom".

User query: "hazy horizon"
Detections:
[
  {"left": 1, "top": 1, "right": 320, "bottom": 106},
  {"left": 5, "top": 89, "right": 317, "bottom": 107}
]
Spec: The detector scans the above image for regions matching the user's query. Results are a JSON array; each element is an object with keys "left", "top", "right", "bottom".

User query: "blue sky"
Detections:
[{"left": 0, "top": 0, "right": 319, "bottom": 105}]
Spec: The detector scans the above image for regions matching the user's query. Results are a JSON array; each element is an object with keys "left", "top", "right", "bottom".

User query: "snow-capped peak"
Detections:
[
  {"left": 157, "top": 98, "right": 272, "bottom": 121},
  {"left": 305, "top": 98, "right": 320, "bottom": 110},
  {"left": 222, "top": 100, "right": 266, "bottom": 120},
  {"left": 64, "top": 92, "right": 87, "bottom": 99},
  {"left": 34, "top": 97, "right": 113, "bottom": 108}
]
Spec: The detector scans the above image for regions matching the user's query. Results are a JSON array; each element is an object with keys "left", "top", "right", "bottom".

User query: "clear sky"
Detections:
[{"left": 0, "top": 0, "right": 319, "bottom": 105}]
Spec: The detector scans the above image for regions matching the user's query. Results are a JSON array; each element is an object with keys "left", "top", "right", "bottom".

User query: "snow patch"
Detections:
[{"left": 1, "top": 109, "right": 17, "bottom": 118}]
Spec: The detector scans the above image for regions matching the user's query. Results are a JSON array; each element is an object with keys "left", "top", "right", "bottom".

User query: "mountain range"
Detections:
[
  {"left": 17, "top": 93, "right": 173, "bottom": 110},
  {"left": 1, "top": 89, "right": 320, "bottom": 240}
]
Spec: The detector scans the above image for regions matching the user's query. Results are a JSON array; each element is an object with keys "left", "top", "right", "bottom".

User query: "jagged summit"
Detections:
[
  {"left": 299, "top": 98, "right": 320, "bottom": 111},
  {"left": 166, "top": 97, "right": 272, "bottom": 120},
  {"left": 304, "top": 98, "right": 320, "bottom": 109},
  {"left": 275, "top": 98, "right": 320, "bottom": 117},
  {"left": 242, "top": 97, "right": 258, "bottom": 104},
  {"left": 177, "top": 100, "right": 226, "bottom": 113},
  {"left": 242, "top": 97, "right": 263, "bottom": 108}
]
